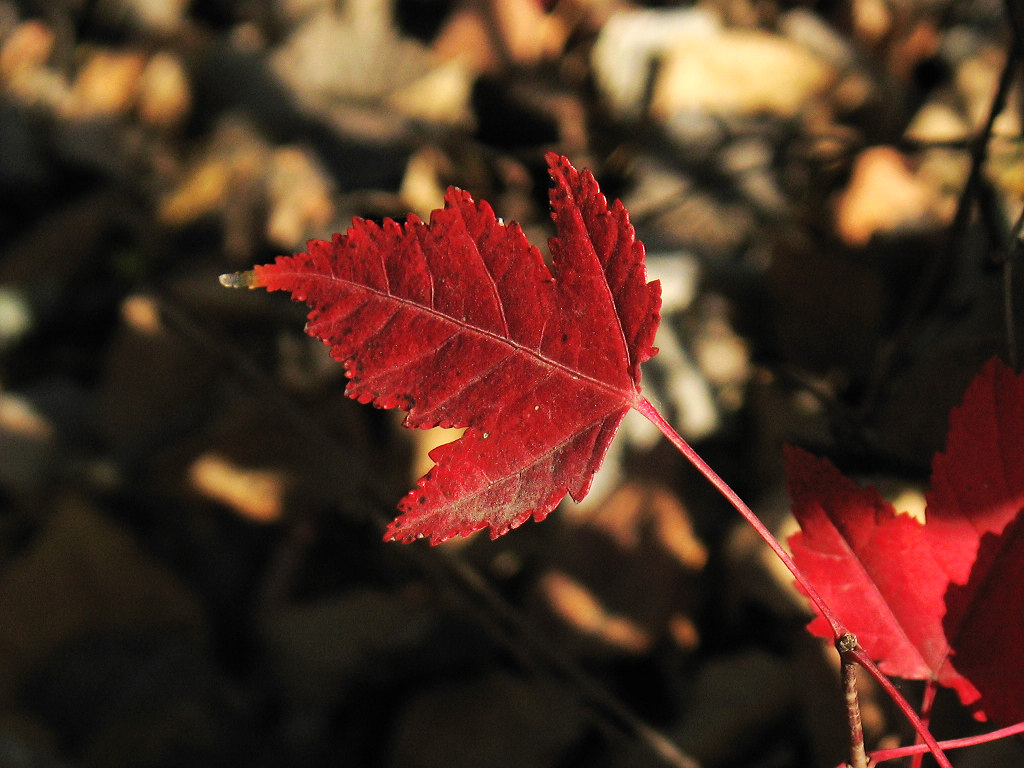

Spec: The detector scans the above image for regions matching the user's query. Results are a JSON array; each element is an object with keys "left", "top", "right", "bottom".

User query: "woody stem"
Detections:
[{"left": 838, "top": 633, "right": 869, "bottom": 768}]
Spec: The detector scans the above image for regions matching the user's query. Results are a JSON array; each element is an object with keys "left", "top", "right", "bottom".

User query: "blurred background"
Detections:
[{"left": 0, "top": 0, "right": 1022, "bottom": 766}]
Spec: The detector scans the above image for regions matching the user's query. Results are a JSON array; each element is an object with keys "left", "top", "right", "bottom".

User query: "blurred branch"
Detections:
[
  {"left": 1003, "top": 205, "right": 1024, "bottom": 369},
  {"left": 865, "top": 29, "right": 1022, "bottom": 412}
]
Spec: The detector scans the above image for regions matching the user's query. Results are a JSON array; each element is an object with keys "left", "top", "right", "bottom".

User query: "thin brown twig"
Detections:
[
  {"left": 1002, "top": 204, "right": 1024, "bottom": 369},
  {"left": 850, "top": 649, "right": 953, "bottom": 768},
  {"left": 1006, "top": 255, "right": 1017, "bottom": 369},
  {"left": 837, "top": 633, "right": 868, "bottom": 768}
]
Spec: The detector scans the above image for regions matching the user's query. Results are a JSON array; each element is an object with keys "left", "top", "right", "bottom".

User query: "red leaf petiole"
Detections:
[{"left": 634, "top": 396, "right": 954, "bottom": 768}]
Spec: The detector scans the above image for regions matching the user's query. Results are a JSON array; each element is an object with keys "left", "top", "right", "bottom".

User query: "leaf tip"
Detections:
[{"left": 219, "top": 270, "right": 258, "bottom": 289}]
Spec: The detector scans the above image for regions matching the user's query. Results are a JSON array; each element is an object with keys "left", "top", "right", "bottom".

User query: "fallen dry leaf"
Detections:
[
  {"left": 834, "top": 145, "right": 942, "bottom": 246},
  {"left": 189, "top": 452, "right": 286, "bottom": 523},
  {"left": 652, "top": 30, "right": 834, "bottom": 119}
]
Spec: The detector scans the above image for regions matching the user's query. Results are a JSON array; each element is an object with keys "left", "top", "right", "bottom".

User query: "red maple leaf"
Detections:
[
  {"left": 787, "top": 358, "right": 1024, "bottom": 725},
  {"left": 230, "top": 153, "right": 660, "bottom": 544},
  {"left": 785, "top": 446, "right": 957, "bottom": 684},
  {"left": 944, "top": 508, "right": 1024, "bottom": 727},
  {"left": 931, "top": 358, "right": 1024, "bottom": 724}
]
